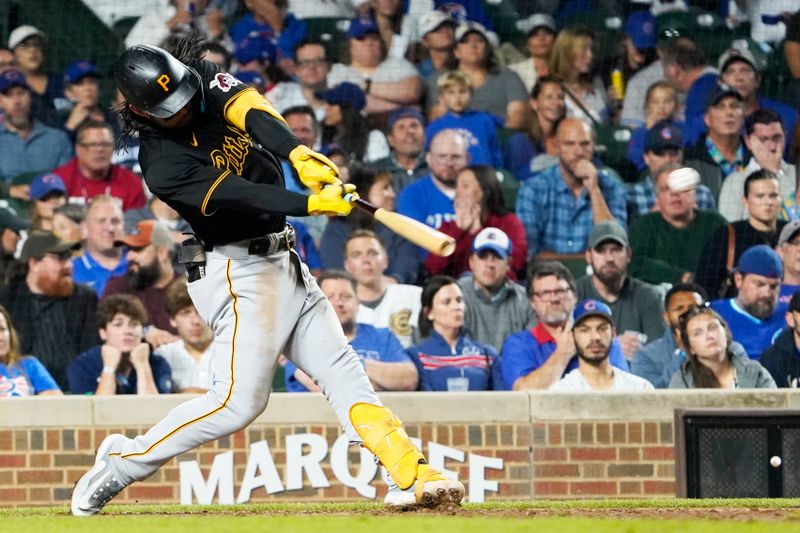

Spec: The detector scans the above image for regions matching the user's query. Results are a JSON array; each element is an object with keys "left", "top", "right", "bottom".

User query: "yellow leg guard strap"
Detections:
[{"left": 349, "top": 403, "right": 425, "bottom": 490}]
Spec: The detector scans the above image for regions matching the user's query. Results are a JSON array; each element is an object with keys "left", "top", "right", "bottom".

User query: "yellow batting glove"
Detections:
[
  {"left": 289, "top": 145, "right": 341, "bottom": 193},
  {"left": 308, "top": 184, "right": 358, "bottom": 216}
]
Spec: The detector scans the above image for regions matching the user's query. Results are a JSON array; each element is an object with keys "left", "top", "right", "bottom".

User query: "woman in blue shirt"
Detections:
[
  {"left": 406, "top": 275, "right": 504, "bottom": 391},
  {"left": 0, "top": 305, "right": 61, "bottom": 397}
]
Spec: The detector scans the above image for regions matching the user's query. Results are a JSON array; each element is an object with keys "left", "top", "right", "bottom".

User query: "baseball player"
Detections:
[{"left": 71, "top": 34, "right": 463, "bottom": 515}]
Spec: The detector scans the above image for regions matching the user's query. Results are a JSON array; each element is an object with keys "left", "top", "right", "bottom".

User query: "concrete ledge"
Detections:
[
  {"left": 1, "top": 391, "right": 799, "bottom": 428},
  {"left": 530, "top": 390, "right": 798, "bottom": 421},
  {"left": 0, "top": 396, "right": 95, "bottom": 427}
]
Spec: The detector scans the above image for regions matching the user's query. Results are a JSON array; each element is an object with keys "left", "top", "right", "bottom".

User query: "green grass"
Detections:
[{"left": 0, "top": 500, "right": 799, "bottom": 533}]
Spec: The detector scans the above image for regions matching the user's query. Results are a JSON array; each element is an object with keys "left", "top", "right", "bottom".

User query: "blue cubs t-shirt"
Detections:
[
  {"left": 0, "top": 357, "right": 59, "bottom": 397},
  {"left": 710, "top": 298, "right": 786, "bottom": 360}
]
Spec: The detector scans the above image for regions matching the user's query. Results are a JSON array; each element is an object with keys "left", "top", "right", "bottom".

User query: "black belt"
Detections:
[
  {"left": 244, "top": 225, "right": 296, "bottom": 256},
  {"left": 183, "top": 226, "right": 296, "bottom": 282}
]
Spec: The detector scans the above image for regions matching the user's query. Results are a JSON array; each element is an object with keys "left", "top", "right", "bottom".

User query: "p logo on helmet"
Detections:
[{"left": 157, "top": 74, "right": 170, "bottom": 92}]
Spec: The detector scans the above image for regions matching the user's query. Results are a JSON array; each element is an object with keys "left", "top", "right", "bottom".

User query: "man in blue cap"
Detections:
[
  {"left": 710, "top": 244, "right": 786, "bottom": 359},
  {"left": 684, "top": 83, "right": 749, "bottom": 201},
  {"left": 58, "top": 60, "right": 105, "bottom": 133},
  {"left": 625, "top": 120, "right": 716, "bottom": 222},
  {"left": 373, "top": 107, "right": 429, "bottom": 192},
  {"left": 550, "top": 299, "right": 654, "bottom": 391},
  {"left": 0, "top": 68, "right": 72, "bottom": 185}
]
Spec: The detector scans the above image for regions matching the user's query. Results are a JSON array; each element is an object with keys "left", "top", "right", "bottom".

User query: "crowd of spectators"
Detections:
[{"left": 2, "top": 0, "right": 800, "bottom": 397}]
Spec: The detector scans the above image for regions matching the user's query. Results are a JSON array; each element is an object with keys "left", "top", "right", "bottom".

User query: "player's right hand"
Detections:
[
  {"left": 307, "top": 184, "right": 358, "bottom": 216},
  {"left": 289, "top": 145, "right": 341, "bottom": 193}
]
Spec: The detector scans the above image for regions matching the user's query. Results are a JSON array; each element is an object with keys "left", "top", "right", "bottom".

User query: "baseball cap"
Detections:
[
  {"left": 572, "top": 299, "right": 614, "bottom": 328},
  {"left": 63, "top": 60, "right": 99, "bottom": 86},
  {"left": 472, "top": 227, "right": 511, "bottom": 259},
  {"left": 644, "top": 120, "right": 683, "bottom": 152},
  {"left": 347, "top": 16, "right": 379, "bottom": 39},
  {"left": 29, "top": 173, "right": 66, "bottom": 201},
  {"left": 588, "top": 221, "right": 628, "bottom": 249},
  {"left": 706, "top": 83, "right": 742, "bottom": 109},
  {"left": 8, "top": 25, "right": 46, "bottom": 49},
  {"left": 0, "top": 207, "right": 31, "bottom": 234},
  {"left": 516, "top": 14, "right": 556, "bottom": 36},
  {"left": 20, "top": 231, "right": 80, "bottom": 263},
  {"left": 418, "top": 11, "right": 455, "bottom": 37},
  {"left": 0, "top": 68, "right": 29, "bottom": 94},
  {"left": 718, "top": 46, "right": 758, "bottom": 73},
  {"left": 733, "top": 244, "right": 783, "bottom": 279},
  {"left": 315, "top": 82, "right": 366, "bottom": 111},
  {"left": 114, "top": 220, "right": 173, "bottom": 249},
  {"left": 455, "top": 21, "right": 489, "bottom": 42},
  {"left": 387, "top": 107, "right": 425, "bottom": 130},
  {"left": 236, "top": 70, "right": 266, "bottom": 90},
  {"left": 234, "top": 34, "right": 277, "bottom": 64},
  {"left": 779, "top": 220, "right": 800, "bottom": 247},
  {"left": 624, "top": 11, "right": 657, "bottom": 50}
]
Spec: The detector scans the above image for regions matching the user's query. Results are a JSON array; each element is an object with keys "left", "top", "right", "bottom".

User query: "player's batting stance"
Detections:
[{"left": 71, "top": 35, "right": 463, "bottom": 516}]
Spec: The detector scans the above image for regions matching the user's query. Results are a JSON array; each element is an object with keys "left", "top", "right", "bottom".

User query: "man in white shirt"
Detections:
[
  {"left": 156, "top": 282, "right": 214, "bottom": 393},
  {"left": 550, "top": 299, "right": 654, "bottom": 391},
  {"left": 344, "top": 229, "right": 421, "bottom": 347}
]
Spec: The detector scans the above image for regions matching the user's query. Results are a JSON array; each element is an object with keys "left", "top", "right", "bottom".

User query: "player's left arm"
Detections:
[{"left": 223, "top": 87, "right": 340, "bottom": 193}]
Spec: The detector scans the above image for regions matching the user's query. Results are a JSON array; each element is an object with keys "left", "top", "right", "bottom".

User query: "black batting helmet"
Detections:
[{"left": 115, "top": 45, "right": 200, "bottom": 119}]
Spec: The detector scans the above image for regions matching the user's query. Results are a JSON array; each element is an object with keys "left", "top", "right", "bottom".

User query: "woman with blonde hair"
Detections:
[
  {"left": 0, "top": 304, "right": 61, "bottom": 397},
  {"left": 670, "top": 306, "right": 775, "bottom": 389},
  {"left": 549, "top": 26, "right": 611, "bottom": 125}
]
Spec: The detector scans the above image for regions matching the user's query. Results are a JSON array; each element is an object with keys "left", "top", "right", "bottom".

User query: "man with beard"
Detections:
[
  {"left": 283, "top": 270, "right": 418, "bottom": 392},
  {"left": 710, "top": 245, "right": 786, "bottom": 359},
  {"left": 458, "top": 227, "right": 534, "bottom": 352},
  {"left": 104, "top": 220, "right": 184, "bottom": 348},
  {"left": 516, "top": 118, "right": 627, "bottom": 256},
  {"left": 500, "top": 260, "right": 628, "bottom": 390},
  {"left": 0, "top": 231, "right": 100, "bottom": 388},
  {"left": 397, "top": 128, "right": 468, "bottom": 230},
  {"left": 550, "top": 300, "right": 653, "bottom": 391},
  {"left": 373, "top": 108, "right": 429, "bottom": 193},
  {"left": 0, "top": 68, "right": 72, "bottom": 186},
  {"left": 576, "top": 221, "right": 665, "bottom": 361},
  {"left": 72, "top": 195, "right": 128, "bottom": 296},
  {"left": 155, "top": 282, "right": 214, "bottom": 393}
]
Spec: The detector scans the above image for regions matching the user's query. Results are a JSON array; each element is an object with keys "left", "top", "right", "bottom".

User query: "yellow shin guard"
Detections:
[{"left": 349, "top": 403, "right": 427, "bottom": 490}]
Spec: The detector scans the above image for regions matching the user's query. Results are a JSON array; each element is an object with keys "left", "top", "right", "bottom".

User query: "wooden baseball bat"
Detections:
[{"left": 346, "top": 196, "right": 456, "bottom": 257}]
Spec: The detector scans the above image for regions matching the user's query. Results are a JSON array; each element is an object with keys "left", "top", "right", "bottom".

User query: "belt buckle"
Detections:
[{"left": 284, "top": 229, "right": 291, "bottom": 250}]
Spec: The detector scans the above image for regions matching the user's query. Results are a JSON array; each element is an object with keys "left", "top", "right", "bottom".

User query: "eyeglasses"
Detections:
[
  {"left": 532, "top": 288, "right": 570, "bottom": 300},
  {"left": 296, "top": 58, "right": 327, "bottom": 67},
  {"left": 78, "top": 142, "right": 114, "bottom": 150}
]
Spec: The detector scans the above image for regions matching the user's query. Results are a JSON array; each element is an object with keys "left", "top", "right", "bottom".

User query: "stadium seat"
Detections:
[
  {"left": 495, "top": 168, "right": 519, "bottom": 211},
  {"left": 536, "top": 252, "right": 589, "bottom": 279},
  {"left": 594, "top": 124, "right": 638, "bottom": 183},
  {"left": 302, "top": 17, "right": 349, "bottom": 59}
]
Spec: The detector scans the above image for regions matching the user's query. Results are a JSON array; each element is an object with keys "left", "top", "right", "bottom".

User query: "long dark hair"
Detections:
[
  {"left": 418, "top": 275, "right": 458, "bottom": 338},
  {"left": 679, "top": 306, "right": 734, "bottom": 388},
  {"left": 460, "top": 164, "right": 511, "bottom": 220},
  {"left": 446, "top": 31, "right": 501, "bottom": 75},
  {"left": 321, "top": 106, "right": 372, "bottom": 161},
  {"left": 114, "top": 31, "right": 206, "bottom": 146}
]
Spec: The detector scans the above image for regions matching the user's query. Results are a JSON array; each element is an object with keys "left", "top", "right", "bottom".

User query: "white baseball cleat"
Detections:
[
  {"left": 71, "top": 433, "right": 128, "bottom": 516},
  {"left": 383, "top": 464, "right": 465, "bottom": 509}
]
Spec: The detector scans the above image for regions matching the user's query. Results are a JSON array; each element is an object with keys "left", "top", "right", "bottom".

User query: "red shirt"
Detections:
[
  {"left": 424, "top": 212, "right": 528, "bottom": 280},
  {"left": 52, "top": 157, "right": 146, "bottom": 211}
]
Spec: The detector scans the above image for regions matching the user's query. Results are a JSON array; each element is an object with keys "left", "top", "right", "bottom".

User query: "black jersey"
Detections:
[{"left": 138, "top": 60, "right": 307, "bottom": 246}]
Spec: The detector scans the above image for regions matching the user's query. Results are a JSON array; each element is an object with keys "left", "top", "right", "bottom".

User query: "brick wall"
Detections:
[{"left": 1, "top": 391, "right": 798, "bottom": 506}]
